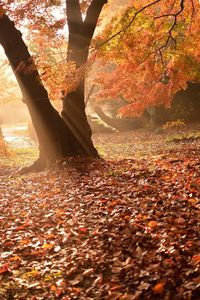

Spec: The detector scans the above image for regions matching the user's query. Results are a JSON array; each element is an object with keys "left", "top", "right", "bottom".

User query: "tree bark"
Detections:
[
  {"left": 93, "top": 106, "right": 144, "bottom": 131},
  {"left": 61, "top": 0, "right": 107, "bottom": 157},
  {"left": 0, "top": 13, "right": 84, "bottom": 170},
  {"left": 93, "top": 106, "right": 125, "bottom": 131}
]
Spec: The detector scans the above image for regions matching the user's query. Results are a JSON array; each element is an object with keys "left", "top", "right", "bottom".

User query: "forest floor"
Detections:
[{"left": 0, "top": 125, "right": 200, "bottom": 300}]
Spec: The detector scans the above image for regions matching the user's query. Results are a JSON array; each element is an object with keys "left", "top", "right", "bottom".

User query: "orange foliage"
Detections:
[
  {"left": 94, "top": 0, "right": 200, "bottom": 116},
  {"left": 1, "top": 0, "right": 200, "bottom": 109},
  {"left": 1, "top": 0, "right": 95, "bottom": 100}
]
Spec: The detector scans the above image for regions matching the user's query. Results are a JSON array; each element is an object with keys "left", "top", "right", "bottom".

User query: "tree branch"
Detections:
[
  {"left": 83, "top": 0, "right": 107, "bottom": 42},
  {"left": 153, "top": 0, "right": 185, "bottom": 53},
  {"left": 189, "top": 0, "right": 195, "bottom": 30},
  {"left": 66, "top": 0, "right": 83, "bottom": 32},
  {"left": 137, "top": 0, "right": 187, "bottom": 66},
  {"left": 99, "top": 0, "right": 162, "bottom": 48}
]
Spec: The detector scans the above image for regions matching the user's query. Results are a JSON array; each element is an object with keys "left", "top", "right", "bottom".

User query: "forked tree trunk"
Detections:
[
  {"left": 0, "top": 12, "right": 98, "bottom": 171},
  {"left": 61, "top": 0, "right": 107, "bottom": 156}
]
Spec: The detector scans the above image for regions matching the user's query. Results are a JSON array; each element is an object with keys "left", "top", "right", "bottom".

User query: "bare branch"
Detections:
[
  {"left": 99, "top": 0, "right": 162, "bottom": 48},
  {"left": 153, "top": 0, "right": 185, "bottom": 53},
  {"left": 83, "top": 0, "right": 107, "bottom": 42},
  {"left": 190, "top": 0, "right": 195, "bottom": 16},
  {"left": 189, "top": 0, "right": 195, "bottom": 30},
  {"left": 154, "top": 13, "right": 175, "bottom": 19},
  {"left": 66, "top": 0, "right": 83, "bottom": 30}
]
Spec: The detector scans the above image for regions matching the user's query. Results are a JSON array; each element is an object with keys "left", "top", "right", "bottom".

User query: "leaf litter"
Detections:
[{"left": 0, "top": 130, "right": 200, "bottom": 299}]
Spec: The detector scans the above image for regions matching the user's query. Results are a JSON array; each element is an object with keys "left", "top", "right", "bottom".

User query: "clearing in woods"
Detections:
[{"left": 0, "top": 126, "right": 199, "bottom": 299}]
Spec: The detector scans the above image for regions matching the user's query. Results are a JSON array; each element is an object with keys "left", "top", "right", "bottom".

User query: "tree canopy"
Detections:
[
  {"left": 1, "top": 0, "right": 200, "bottom": 117},
  {"left": 94, "top": 0, "right": 200, "bottom": 116}
]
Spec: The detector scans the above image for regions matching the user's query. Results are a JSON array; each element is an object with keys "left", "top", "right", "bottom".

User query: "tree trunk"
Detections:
[
  {"left": 93, "top": 106, "right": 125, "bottom": 131},
  {"left": 61, "top": 0, "right": 107, "bottom": 157},
  {"left": 93, "top": 106, "right": 144, "bottom": 131},
  {"left": 0, "top": 13, "right": 86, "bottom": 171}
]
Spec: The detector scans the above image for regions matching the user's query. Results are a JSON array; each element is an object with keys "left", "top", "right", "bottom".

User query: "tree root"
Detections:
[{"left": 19, "top": 157, "right": 46, "bottom": 174}]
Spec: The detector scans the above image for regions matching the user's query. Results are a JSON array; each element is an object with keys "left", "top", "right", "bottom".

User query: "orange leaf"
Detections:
[
  {"left": 20, "top": 239, "right": 30, "bottom": 245},
  {"left": 0, "top": 264, "right": 9, "bottom": 274},
  {"left": 50, "top": 285, "right": 63, "bottom": 296},
  {"left": 148, "top": 220, "right": 158, "bottom": 229},
  {"left": 124, "top": 215, "right": 131, "bottom": 221},
  {"left": 110, "top": 285, "right": 123, "bottom": 291},
  {"left": 72, "top": 287, "right": 81, "bottom": 294},
  {"left": 100, "top": 199, "right": 108, "bottom": 203},
  {"left": 109, "top": 200, "right": 119, "bottom": 207},
  {"left": 15, "top": 225, "right": 26, "bottom": 231},
  {"left": 191, "top": 255, "right": 200, "bottom": 264},
  {"left": 42, "top": 243, "right": 54, "bottom": 250},
  {"left": 46, "top": 234, "right": 56, "bottom": 239},
  {"left": 152, "top": 282, "right": 165, "bottom": 294},
  {"left": 50, "top": 285, "right": 57, "bottom": 292},
  {"left": 78, "top": 227, "right": 88, "bottom": 233},
  {"left": 9, "top": 256, "right": 21, "bottom": 262}
]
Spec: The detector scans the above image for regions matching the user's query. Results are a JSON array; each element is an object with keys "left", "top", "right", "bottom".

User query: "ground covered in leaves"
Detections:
[{"left": 0, "top": 127, "right": 200, "bottom": 299}]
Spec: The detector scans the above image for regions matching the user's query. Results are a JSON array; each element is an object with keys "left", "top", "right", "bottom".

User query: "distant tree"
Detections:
[{"left": 0, "top": 61, "right": 20, "bottom": 104}]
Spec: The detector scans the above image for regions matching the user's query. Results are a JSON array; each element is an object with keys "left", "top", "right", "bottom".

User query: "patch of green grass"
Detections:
[
  {"left": 14, "top": 147, "right": 38, "bottom": 156},
  {"left": 167, "top": 131, "right": 200, "bottom": 143},
  {"left": 96, "top": 144, "right": 106, "bottom": 157},
  {"left": 0, "top": 147, "right": 38, "bottom": 169}
]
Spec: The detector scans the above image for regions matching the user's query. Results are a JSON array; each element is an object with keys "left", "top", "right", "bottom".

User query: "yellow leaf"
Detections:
[
  {"left": 42, "top": 243, "right": 54, "bottom": 250},
  {"left": 23, "top": 269, "right": 40, "bottom": 278},
  {"left": 20, "top": 239, "right": 30, "bottom": 245}
]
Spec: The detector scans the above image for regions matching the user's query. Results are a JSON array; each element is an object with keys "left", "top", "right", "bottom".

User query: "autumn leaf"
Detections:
[
  {"left": 78, "top": 227, "right": 88, "bottom": 233},
  {"left": 9, "top": 255, "right": 21, "bottom": 262},
  {"left": 191, "top": 255, "right": 200, "bottom": 264},
  {"left": 42, "top": 243, "right": 54, "bottom": 250},
  {"left": 0, "top": 264, "right": 9, "bottom": 274},
  {"left": 23, "top": 269, "right": 41, "bottom": 278},
  {"left": 147, "top": 220, "right": 158, "bottom": 229},
  {"left": 152, "top": 282, "right": 165, "bottom": 294}
]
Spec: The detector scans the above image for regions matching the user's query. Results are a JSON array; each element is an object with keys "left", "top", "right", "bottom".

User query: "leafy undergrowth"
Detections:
[
  {"left": 94, "top": 124, "right": 200, "bottom": 159},
  {"left": 0, "top": 129, "right": 200, "bottom": 299}
]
